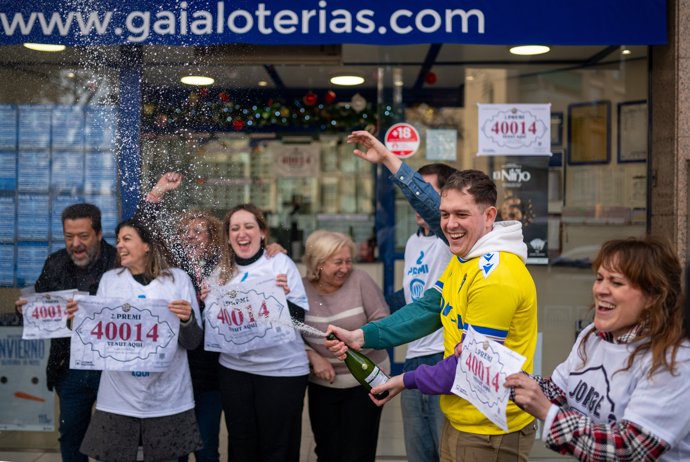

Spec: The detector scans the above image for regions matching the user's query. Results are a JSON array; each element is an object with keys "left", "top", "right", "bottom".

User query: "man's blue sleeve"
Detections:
[{"left": 389, "top": 163, "right": 446, "bottom": 243}]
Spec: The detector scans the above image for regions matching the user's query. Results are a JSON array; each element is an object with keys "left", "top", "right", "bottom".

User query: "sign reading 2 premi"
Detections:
[
  {"left": 70, "top": 296, "right": 178, "bottom": 372},
  {"left": 477, "top": 104, "right": 551, "bottom": 156}
]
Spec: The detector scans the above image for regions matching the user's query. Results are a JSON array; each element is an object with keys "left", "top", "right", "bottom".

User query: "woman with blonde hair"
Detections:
[
  {"left": 506, "top": 237, "right": 690, "bottom": 461},
  {"left": 302, "top": 229, "right": 390, "bottom": 462}
]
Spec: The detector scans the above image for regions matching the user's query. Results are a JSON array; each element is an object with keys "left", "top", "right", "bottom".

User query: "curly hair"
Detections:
[{"left": 578, "top": 237, "right": 686, "bottom": 378}]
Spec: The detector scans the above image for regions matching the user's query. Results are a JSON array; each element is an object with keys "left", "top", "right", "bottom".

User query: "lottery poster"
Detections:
[
  {"left": 21, "top": 289, "right": 77, "bottom": 340},
  {"left": 451, "top": 325, "right": 526, "bottom": 432},
  {"left": 0, "top": 326, "right": 55, "bottom": 431},
  {"left": 204, "top": 278, "right": 295, "bottom": 354},
  {"left": 70, "top": 296, "right": 179, "bottom": 372}
]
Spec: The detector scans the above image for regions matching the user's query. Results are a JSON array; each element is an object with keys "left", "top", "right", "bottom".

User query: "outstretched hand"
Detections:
[
  {"left": 324, "top": 325, "right": 365, "bottom": 360},
  {"left": 346, "top": 130, "right": 402, "bottom": 174}
]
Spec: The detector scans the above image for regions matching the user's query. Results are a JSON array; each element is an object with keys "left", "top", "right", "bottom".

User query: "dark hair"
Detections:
[
  {"left": 579, "top": 237, "right": 686, "bottom": 377},
  {"left": 62, "top": 203, "right": 102, "bottom": 234},
  {"left": 441, "top": 169, "right": 497, "bottom": 208},
  {"left": 417, "top": 163, "right": 458, "bottom": 190},
  {"left": 115, "top": 219, "right": 172, "bottom": 283}
]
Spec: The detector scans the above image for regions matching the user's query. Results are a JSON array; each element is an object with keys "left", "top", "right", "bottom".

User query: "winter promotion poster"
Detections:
[
  {"left": 0, "top": 326, "right": 55, "bottom": 431},
  {"left": 490, "top": 156, "right": 550, "bottom": 264}
]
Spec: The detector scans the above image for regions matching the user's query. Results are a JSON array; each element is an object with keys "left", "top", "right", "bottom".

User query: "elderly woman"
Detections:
[
  {"left": 302, "top": 230, "right": 390, "bottom": 462},
  {"left": 70, "top": 218, "right": 203, "bottom": 461},
  {"left": 506, "top": 237, "right": 690, "bottom": 461}
]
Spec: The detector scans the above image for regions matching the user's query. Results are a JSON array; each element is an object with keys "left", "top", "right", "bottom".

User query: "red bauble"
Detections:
[
  {"left": 198, "top": 87, "right": 209, "bottom": 98},
  {"left": 218, "top": 91, "right": 231, "bottom": 103},
  {"left": 424, "top": 71, "right": 437, "bottom": 85},
  {"left": 324, "top": 90, "right": 337, "bottom": 104},
  {"left": 232, "top": 119, "right": 245, "bottom": 131},
  {"left": 303, "top": 91, "right": 318, "bottom": 106}
]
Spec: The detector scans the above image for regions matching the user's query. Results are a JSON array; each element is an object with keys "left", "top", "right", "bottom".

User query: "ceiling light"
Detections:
[
  {"left": 180, "top": 75, "right": 215, "bottom": 86},
  {"left": 621, "top": 47, "right": 631, "bottom": 55},
  {"left": 23, "top": 43, "right": 66, "bottom": 52},
  {"left": 257, "top": 80, "right": 268, "bottom": 87},
  {"left": 330, "top": 75, "right": 365, "bottom": 86},
  {"left": 509, "top": 45, "right": 551, "bottom": 56}
]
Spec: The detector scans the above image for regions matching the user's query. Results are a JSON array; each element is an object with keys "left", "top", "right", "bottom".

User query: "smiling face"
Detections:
[
  {"left": 228, "top": 209, "right": 265, "bottom": 259},
  {"left": 116, "top": 226, "right": 150, "bottom": 275},
  {"left": 440, "top": 187, "right": 497, "bottom": 258},
  {"left": 319, "top": 246, "right": 354, "bottom": 293},
  {"left": 63, "top": 218, "right": 102, "bottom": 268},
  {"left": 181, "top": 218, "right": 212, "bottom": 261},
  {"left": 592, "top": 263, "right": 649, "bottom": 337}
]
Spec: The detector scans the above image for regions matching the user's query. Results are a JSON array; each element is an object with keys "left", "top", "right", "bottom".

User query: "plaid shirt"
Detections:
[{"left": 532, "top": 325, "right": 671, "bottom": 461}]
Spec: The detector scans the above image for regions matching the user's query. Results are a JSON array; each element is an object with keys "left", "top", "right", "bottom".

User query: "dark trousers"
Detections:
[
  {"left": 218, "top": 366, "right": 307, "bottom": 462},
  {"left": 54, "top": 368, "right": 101, "bottom": 462},
  {"left": 179, "top": 388, "right": 223, "bottom": 462},
  {"left": 307, "top": 382, "right": 383, "bottom": 462}
]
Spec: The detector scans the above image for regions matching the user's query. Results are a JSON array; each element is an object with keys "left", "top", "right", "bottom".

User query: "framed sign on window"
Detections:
[
  {"left": 617, "top": 100, "right": 647, "bottom": 163},
  {"left": 567, "top": 101, "right": 610, "bottom": 165}
]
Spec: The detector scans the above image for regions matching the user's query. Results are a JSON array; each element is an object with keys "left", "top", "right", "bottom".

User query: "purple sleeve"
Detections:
[{"left": 403, "top": 355, "right": 458, "bottom": 394}]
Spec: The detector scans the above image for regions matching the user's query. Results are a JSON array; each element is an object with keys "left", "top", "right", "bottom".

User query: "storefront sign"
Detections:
[
  {"left": 385, "top": 123, "right": 420, "bottom": 158},
  {"left": 0, "top": 327, "right": 55, "bottom": 431},
  {"left": 491, "top": 156, "right": 550, "bottom": 264},
  {"left": 477, "top": 104, "right": 551, "bottom": 156},
  {"left": 0, "top": 1, "right": 666, "bottom": 47},
  {"left": 70, "top": 296, "right": 178, "bottom": 372},
  {"left": 271, "top": 142, "right": 321, "bottom": 178}
]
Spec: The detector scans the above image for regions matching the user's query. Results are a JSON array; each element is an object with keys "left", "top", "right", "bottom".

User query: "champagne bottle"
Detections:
[{"left": 327, "top": 333, "right": 389, "bottom": 399}]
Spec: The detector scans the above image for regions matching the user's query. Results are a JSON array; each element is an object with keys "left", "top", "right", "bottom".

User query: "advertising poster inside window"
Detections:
[{"left": 491, "top": 156, "right": 549, "bottom": 264}]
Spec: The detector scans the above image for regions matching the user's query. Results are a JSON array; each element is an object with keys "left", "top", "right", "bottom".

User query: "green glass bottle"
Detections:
[{"left": 327, "top": 333, "right": 389, "bottom": 399}]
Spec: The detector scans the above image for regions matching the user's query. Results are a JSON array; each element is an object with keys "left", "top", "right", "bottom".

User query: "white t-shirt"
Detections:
[
  {"left": 402, "top": 231, "right": 453, "bottom": 359},
  {"left": 550, "top": 324, "right": 690, "bottom": 460},
  {"left": 213, "top": 253, "right": 310, "bottom": 377},
  {"left": 94, "top": 267, "right": 201, "bottom": 418}
]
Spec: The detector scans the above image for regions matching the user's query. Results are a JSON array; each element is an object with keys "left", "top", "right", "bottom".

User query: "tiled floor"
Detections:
[{"left": 0, "top": 396, "right": 571, "bottom": 461}]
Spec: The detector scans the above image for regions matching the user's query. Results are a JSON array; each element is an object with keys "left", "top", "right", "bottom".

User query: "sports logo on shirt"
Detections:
[{"left": 479, "top": 252, "right": 499, "bottom": 278}]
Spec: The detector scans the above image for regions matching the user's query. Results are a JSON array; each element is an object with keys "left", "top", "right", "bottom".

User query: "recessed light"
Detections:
[
  {"left": 257, "top": 80, "right": 268, "bottom": 87},
  {"left": 621, "top": 48, "right": 632, "bottom": 55},
  {"left": 330, "top": 75, "right": 365, "bottom": 86},
  {"left": 180, "top": 75, "right": 215, "bottom": 86},
  {"left": 24, "top": 43, "right": 66, "bottom": 52},
  {"left": 509, "top": 45, "right": 550, "bottom": 56}
]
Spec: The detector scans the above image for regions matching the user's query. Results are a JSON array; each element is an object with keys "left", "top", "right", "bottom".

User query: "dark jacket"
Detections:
[{"left": 35, "top": 239, "right": 117, "bottom": 390}]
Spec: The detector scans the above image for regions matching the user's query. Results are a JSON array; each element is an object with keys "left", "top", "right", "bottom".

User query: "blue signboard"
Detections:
[{"left": 0, "top": 1, "right": 667, "bottom": 46}]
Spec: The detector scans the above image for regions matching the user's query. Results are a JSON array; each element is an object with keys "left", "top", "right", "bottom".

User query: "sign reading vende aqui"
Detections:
[
  {"left": 477, "top": 104, "right": 551, "bottom": 156},
  {"left": 385, "top": 123, "right": 420, "bottom": 158}
]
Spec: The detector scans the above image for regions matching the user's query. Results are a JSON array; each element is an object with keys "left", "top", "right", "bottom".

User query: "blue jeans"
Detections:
[
  {"left": 54, "top": 369, "right": 101, "bottom": 462},
  {"left": 179, "top": 389, "right": 222, "bottom": 462},
  {"left": 401, "top": 353, "right": 445, "bottom": 462}
]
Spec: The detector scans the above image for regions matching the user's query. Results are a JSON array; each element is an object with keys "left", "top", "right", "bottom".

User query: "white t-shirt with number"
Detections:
[
  {"left": 214, "top": 253, "right": 310, "bottom": 377},
  {"left": 94, "top": 267, "right": 201, "bottom": 418}
]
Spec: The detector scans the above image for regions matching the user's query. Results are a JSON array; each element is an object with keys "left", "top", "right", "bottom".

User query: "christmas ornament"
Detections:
[
  {"left": 424, "top": 71, "right": 437, "bottom": 85},
  {"left": 303, "top": 91, "right": 318, "bottom": 106},
  {"left": 351, "top": 93, "right": 367, "bottom": 113},
  {"left": 218, "top": 91, "right": 231, "bottom": 103},
  {"left": 232, "top": 119, "right": 245, "bottom": 131},
  {"left": 325, "top": 90, "right": 337, "bottom": 104},
  {"left": 198, "top": 87, "right": 209, "bottom": 98}
]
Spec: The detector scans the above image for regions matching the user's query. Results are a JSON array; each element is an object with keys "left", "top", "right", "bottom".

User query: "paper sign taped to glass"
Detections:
[
  {"left": 70, "top": 295, "right": 178, "bottom": 372},
  {"left": 452, "top": 325, "right": 526, "bottom": 432},
  {"left": 204, "top": 277, "right": 295, "bottom": 354},
  {"left": 21, "top": 289, "right": 77, "bottom": 340}
]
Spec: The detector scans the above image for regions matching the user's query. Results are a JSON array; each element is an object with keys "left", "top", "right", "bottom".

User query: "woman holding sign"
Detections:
[
  {"left": 71, "top": 219, "right": 203, "bottom": 462},
  {"left": 506, "top": 238, "right": 690, "bottom": 461},
  {"left": 211, "top": 203, "right": 309, "bottom": 462}
]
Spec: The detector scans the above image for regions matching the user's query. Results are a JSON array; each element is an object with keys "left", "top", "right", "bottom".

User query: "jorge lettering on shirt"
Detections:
[{"left": 567, "top": 365, "right": 617, "bottom": 423}]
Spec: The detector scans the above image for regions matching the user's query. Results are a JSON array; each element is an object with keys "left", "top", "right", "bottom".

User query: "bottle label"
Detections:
[{"left": 364, "top": 366, "right": 388, "bottom": 388}]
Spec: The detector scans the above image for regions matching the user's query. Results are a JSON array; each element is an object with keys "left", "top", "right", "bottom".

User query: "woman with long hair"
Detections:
[
  {"left": 506, "top": 237, "right": 690, "bottom": 460},
  {"left": 72, "top": 219, "right": 203, "bottom": 461}
]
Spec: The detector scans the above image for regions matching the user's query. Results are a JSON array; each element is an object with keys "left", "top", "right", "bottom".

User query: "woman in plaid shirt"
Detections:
[{"left": 506, "top": 237, "right": 690, "bottom": 461}]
